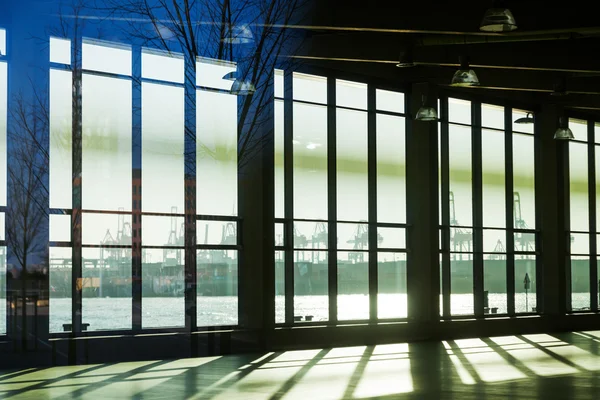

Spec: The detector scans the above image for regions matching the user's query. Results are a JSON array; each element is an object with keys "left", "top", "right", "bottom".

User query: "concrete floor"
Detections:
[{"left": 1, "top": 331, "right": 600, "bottom": 399}]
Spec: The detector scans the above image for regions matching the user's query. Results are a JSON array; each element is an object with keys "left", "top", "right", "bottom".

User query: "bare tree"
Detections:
[
  {"left": 6, "top": 89, "right": 49, "bottom": 348},
  {"left": 86, "top": 0, "right": 308, "bottom": 169}
]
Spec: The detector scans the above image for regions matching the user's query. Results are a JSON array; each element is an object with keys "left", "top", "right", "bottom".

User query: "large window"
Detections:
[
  {"left": 439, "top": 98, "right": 538, "bottom": 317},
  {"left": 47, "top": 38, "right": 241, "bottom": 333},
  {"left": 567, "top": 118, "right": 598, "bottom": 312},
  {"left": 274, "top": 71, "right": 406, "bottom": 324}
]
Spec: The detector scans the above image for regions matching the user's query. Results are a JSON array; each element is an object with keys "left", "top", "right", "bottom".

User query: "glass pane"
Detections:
[
  {"left": 49, "top": 214, "right": 70, "bottom": 242},
  {"left": 83, "top": 213, "right": 132, "bottom": 246},
  {"left": 569, "top": 142, "right": 589, "bottom": 231},
  {"left": 196, "top": 57, "right": 236, "bottom": 90},
  {"left": 596, "top": 123, "right": 600, "bottom": 145},
  {"left": 142, "top": 249, "right": 184, "bottom": 328},
  {"left": 484, "top": 259, "right": 507, "bottom": 315},
  {"left": 293, "top": 221, "right": 327, "bottom": 250},
  {"left": 197, "top": 90, "right": 237, "bottom": 216},
  {"left": 448, "top": 98, "right": 471, "bottom": 125},
  {"left": 377, "top": 114, "right": 406, "bottom": 223},
  {"left": 196, "top": 250, "right": 238, "bottom": 326},
  {"left": 274, "top": 99, "right": 284, "bottom": 219},
  {"left": 571, "top": 256, "right": 590, "bottom": 311},
  {"left": 483, "top": 229, "right": 506, "bottom": 253},
  {"left": 275, "top": 223, "right": 284, "bottom": 247},
  {"left": 378, "top": 252, "right": 407, "bottom": 319},
  {"left": 337, "top": 108, "right": 368, "bottom": 221},
  {"left": 293, "top": 72, "right": 326, "bottom": 104},
  {"left": 338, "top": 223, "right": 368, "bottom": 251},
  {"left": 451, "top": 258, "right": 473, "bottom": 315},
  {"left": 142, "top": 82, "right": 184, "bottom": 213},
  {"left": 569, "top": 118, "right": 588, "bottom": 142},
  {"left": 513, "top": 133, "right": 535, "bottom": 229},
  {"left": 449, "top": 124, "right": 472, "bottom": 227},
  {"left": 82, "top": 248, "right": 132, "bottom": 331},
  {"left": 0, "top": 247, "right": 5, "bottom": 334},
  {"left": 450, "top": 227, "right": 473, "bottom": 253},
  {"left": 82, "top": 39, "right": 132, "bottom": 76},
  {"left": 481, "top": 103, "right": 504, "bottom": 130},
  {"left": 377, "top": 227, "right": 406, "bottom": 249},
  {"left": 336, "top": 79, "right": 367, "bottom": 109},
  {"left": 0, "top": 61, "right": 5, "bottom": 206},
  {"left": 596, "top": 147, "right": 600, "bottom": 230},
  {"left": 49, "top": 247, "right": 71, "bottom": 333},
  {"left": 275, "top": 251, "right": 285, "bottom": 323},
  {"left": 338, "top": 252, "right": 369, "bottom": 321},
  {"left": 597, "top": 258, "right": 600, "bottom": 310},
  {"left": 50, "top": 37, "right": 71, "bottom": 65},
  {"left": 82, "top": 73, "right": 132, "bottom": 212},
  {"left": 515, "top": 255, "right": 536, "bottom": 313},
  {"left": 197, "top": 220, "right": 236, "bottom": 245},
  {"left": 141, "top": 48, "right": 184, "bottom": 84},
  {"left": 482, "top": 129, "right": 505, "bottom": 228},
  {"left": 570, "top": 233, "right": 589, "bottom": 255},
  {"left": 376, "top": 89, "right": 404, "bottom": 114},
  {"left": 274, "top": 69, "right": 284, "bottom": 99},
  {"left": 294, "top": 251, "right": 328, "bottom": 322},
  {"left": 515, "top": 232, "right": 535, "bottom": 252},
  {"left": 293, "top": 102, "right": 327, "bottom": 220},
  {"left": 49, "top": 68, "right": 72, "bottom": 209},
  {"left": 144, "top": 215, "right": 185, "bottom": 246},
  {"left": 513, "top": 109, "right": 534, "bottom": 134}
]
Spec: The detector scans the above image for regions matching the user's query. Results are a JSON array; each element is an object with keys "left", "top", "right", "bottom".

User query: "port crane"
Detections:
[
  {"left": 513, "top": 192, "right": 535, "bottom": 254},
  {"left": 449, "top": 191, "right": 472, "bottom": 260}
]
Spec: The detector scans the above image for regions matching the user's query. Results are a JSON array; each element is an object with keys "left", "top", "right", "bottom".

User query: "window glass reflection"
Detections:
[
  {"left": 49, "top": 37, "right": 71, "bottom": 65},
  {"left": 82, "top": 73, "right": 132, "bottom": 212},
  {"left": 275, "top": 251, "right": 285, "bottom": 323},
  {"left": 337, "top": 252, "right": 369, "bottom": 321},
  {"left": 337, "top": 108, "right": 368, "bottom": 221},
  {"left": 451, "top": 259, "right": 474, "bottom": 315},
  {"left": 0, "top": 246, "right": 6, "bottom": 334},
  {"left": 376, "top": 89, "right": 404, "bottom": 114},
  {"left": 49, "top": 247, "right": 71, "bottom": 333},
  {"left": 483, "top": 259, "right": 507, "bottom": 315},
  {"left": 449, "top": 124, "right": 472, "bottom": 227},
  {"left": 197, "top": 220, "right": 237, "bottom": 245},
  {"left": 143, "top": 215, "right": 184, "bottom": 246},
  {"left": 82, "top": 213, "right": 132, "bottom": 246},
  {"left": 82, "top": 248, "right": 132, "bottom": 331},
  {"left": 571, "top": 256, "right": 591, "bottom": 310},
  {"left": 49, "top": 68, "right": 72, "bottom": 209},
  {"left": 197, "top": 250, "right": 238, "bottom": 326},
  {"left": 513, "top": 133, "right": 535, "bottom": 229},
  {"left": 293, "top": 72, "right": 326, "bottom": 104},
  {"left": 570, "top": 142, "right": 589, "bottom": 232},
  {"left": 482, "top": 129, "right": 505, "bottom": 228},
  {"left": 336, "top": 79, "right": 367, "bottom": 110},
  {"left": 142, "top": 249, "right": 184, "bottom": 328},
  {"left": 378, "top": 252, "right": 407, "bottom": 319},
  {"left": 515, "top": 255, "right": 536, "bottom": 313},
  {"left": 294, "top": 251, "right": 328, "bottom": 322},
  {"left": 376, "top": 114, "right": 405, "bottom": 223},
  {"left": 293, "top": 102, "right": 328, "bottom": 220},
  {"left": 196, "top": 89, "right": 237, "bottom": 216}
]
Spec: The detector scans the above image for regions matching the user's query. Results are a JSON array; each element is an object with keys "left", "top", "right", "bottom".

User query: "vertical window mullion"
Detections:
[
  {"left": 472, "top": 102, "right": 484, "bottom": 317},
  {"left": 327, "top": 77, "right": 337, "bottom": 324},
  {"left": 440, "top": 97, "right": 451, "bottom": 317},
  {"left": 184, "top": 54, "right": 197, "bottom": 334},
  {"left": 367, "top": 85, "right": 377, "bottom": 322},
  {"left": 505, "top": 107, "right": 516, "bottom": 315},
  {"left": 71, "top": 40, "right": 83, "bottom": 339},
  {"left": 131, "top": 46, "right": 142, "bottom": 331},
  {"left": 283, "top": 71, "right": 294, "bottom": 325},
  {"left": 589, "top": 120, "right": 598, "bottom": 312}
]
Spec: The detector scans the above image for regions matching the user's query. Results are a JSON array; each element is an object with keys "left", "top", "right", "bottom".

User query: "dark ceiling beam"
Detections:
[
  {"left": 291, "top": 58, "right": 600, "bottom": 112},
  {"left": 293, "top": 35, "right": 600, "bottom": 74}
]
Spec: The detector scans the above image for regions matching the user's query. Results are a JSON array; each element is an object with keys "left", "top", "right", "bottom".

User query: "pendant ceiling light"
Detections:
[
  {"left": 451, "top": 56, "right": 480, "bottom": 87},
  {"left": 480, "top": 7, "right": 517, "bottom": 32},
  {"left": 415, "top": 95, "right": 438, "bottom": 121},
  {"left": 396, "top": 48, "right": 415, "bottom": 68},
  {"left": 221, "top": 24, "right": 254, "bottom": 44},
  {"left": 223, "top": 71, "right": 256, "bottom": 95},
  {"left": 554, "top": 116, "right": 574, "bottom": 140},
  {"left": 514, "top": 112, "right": 534, "bottom": 124}
]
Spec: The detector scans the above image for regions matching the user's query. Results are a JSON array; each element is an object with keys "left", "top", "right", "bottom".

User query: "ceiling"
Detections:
[{"left": 288, "top": 0, "right": 600, "bottom": 114}]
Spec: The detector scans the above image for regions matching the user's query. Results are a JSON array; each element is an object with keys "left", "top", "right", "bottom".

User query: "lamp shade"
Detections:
[
  {"left": 514, "top": 112, "right": 534, "bottom": 124},
  {"left": 222, "top": 24, "right": 254, "bottom": 44},
  {"left": 230, "top": 78, "right": 256, "bottom": 95},
  {"left": 480, "top": 8, "right": 517, "bottom": 32},
  {"left": 451, "top": 69, "right": 480, "bottom": 86},
  {"left": 415, "top": 106, "right": 438, "bottom": 121},
  {"left": 396, "top": 50, "right": 415, "bottom": 68},
  {"left": 554, "top": 127, "right": 574, "bottom": 140}
]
